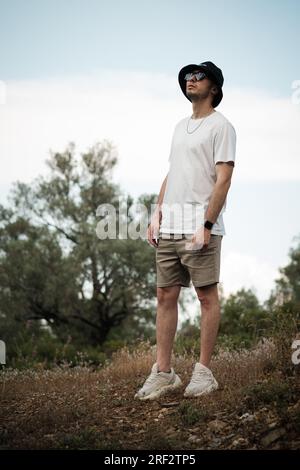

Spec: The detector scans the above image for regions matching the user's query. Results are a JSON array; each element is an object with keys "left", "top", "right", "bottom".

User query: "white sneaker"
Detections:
[
  {"left": 184, "top": 363, "right": 218, "bottom": 398},
  {"left": 134, "top": 363, "right": 182, "bottom": 401}
]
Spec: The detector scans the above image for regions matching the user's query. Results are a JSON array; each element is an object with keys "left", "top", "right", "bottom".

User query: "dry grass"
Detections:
[{"left": 0, "top": 336, "right": 299, "bottom": 450}]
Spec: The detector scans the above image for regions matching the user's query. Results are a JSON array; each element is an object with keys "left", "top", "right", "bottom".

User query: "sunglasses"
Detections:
[{"left": 184, "top": 71, "right": 207, "bottom": 82}]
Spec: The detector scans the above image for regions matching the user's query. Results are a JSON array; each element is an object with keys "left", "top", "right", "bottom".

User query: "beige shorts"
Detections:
[{"left": 156, "top": 233, "right": 223, "bottom": 288}]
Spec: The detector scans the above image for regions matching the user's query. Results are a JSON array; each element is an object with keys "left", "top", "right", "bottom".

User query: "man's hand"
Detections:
[
  {"left": 199, "top": 227, "right": 211, "bottom": 250},
  {"left": 185, "top": 225, "right": 211, "bottom": 251},
  {"left": 147, "top": 210, "right": 162, "bottom": 248}
]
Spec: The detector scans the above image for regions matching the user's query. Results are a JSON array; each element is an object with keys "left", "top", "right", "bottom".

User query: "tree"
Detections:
[
  {"left": 219, "top": 288, "right": 270, "bottom": 344},
  {"left": 0, "top": 141, "right": 157, "bottom": 346},
  {"left": 266, "top": 235, "right": 300, "bottom": 312}
]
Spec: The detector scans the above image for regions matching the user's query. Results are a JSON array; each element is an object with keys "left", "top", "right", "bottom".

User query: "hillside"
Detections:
[{"left": 1, "top": 337, "right": 299, "bottom": 450}]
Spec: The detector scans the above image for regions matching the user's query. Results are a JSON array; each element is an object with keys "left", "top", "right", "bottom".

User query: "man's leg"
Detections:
[
  {"left": 194, "top": 283, "right": 220, "bottom": 367},
  {"left": 156, "top": 285, "right": 181, "bottom": 372}
]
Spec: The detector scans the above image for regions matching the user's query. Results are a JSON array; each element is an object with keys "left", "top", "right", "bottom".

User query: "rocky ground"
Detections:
[{"left": 1, "top": 340, "right": 299, "bottom": 450}]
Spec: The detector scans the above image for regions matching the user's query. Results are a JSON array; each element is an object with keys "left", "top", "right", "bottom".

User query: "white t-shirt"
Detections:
[{"left": 159, "top": 110, "right": 236, "bottom": 236}]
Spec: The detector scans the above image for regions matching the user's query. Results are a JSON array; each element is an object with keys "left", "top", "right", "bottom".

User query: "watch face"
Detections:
[{"left": 205, "top": 221, "right": 213, "bottom": 229}]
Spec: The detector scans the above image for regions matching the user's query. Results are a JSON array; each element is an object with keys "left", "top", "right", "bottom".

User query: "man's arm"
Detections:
[
  {"left": 148, "top": 173, "right": 168, "bottom": 247},
  {"left": 154, "top": 173, "right": 168, "bottom": 219},
  {"left": 191, "top": 162, "right": 234, "bottom": 249},
  {"left": 204, "top": 162, "right": 234, "bottom": 224}
]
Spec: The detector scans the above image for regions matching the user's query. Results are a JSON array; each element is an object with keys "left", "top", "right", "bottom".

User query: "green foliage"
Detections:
[
  {"left": 268, "top": 235, "right": 300, "bottom": 309},
  {"left": 178, "top": 401, "right": 208, "bottom": 425},
  {"left": 1, "top": 321, "right": 107, "bottom": 369},
  {"left": 55, "top": 428, "right": 102, "bottom": 450},
  {"left": 0, "top": 141, "right": 157, "bottom": 350},
  {"left": 267, "top": 305, "right": 300, "bottom": 376},
  {"left": 219, "top": 288, "right": 271, "bottom": 342},
  {"left": 243, "top": 380, "right": 293, "bottom": 411}
]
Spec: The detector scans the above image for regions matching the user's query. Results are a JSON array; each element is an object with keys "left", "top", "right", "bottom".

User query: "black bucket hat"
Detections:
[{"left": 178, "top": 61, "right": 224, "bottom": 107}]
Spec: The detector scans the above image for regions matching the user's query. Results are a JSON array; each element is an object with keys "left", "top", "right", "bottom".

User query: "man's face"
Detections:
[{"left": 185, "top": 70, "right": 215, "bottom": 102}]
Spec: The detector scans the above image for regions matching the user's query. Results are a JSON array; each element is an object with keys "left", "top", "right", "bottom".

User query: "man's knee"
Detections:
[
  {"left": 195, "top": 283, "right": 219, "bottom": 306},
  {"left": 157, "top": 285, "right": 181, "bottom": 305}
]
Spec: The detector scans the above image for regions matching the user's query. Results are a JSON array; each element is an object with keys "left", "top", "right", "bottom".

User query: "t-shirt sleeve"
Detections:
[{"left": 213, "top": 121, "right": 236, "bottom": 165}]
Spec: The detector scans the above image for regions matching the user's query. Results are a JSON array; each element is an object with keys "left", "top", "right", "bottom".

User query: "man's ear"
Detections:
[{"left": 211, "top": 86, "right": 218, "bottom": 96}]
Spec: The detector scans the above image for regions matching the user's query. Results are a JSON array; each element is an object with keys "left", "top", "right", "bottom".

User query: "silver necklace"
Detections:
[{"left": 186, "top": 110, "right": 215, "bottom": 134}]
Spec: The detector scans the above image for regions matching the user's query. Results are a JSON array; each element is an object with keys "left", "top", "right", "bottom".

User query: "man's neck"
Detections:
[{"left": 191, "top": 102, "right": 215, "bottom": 119}]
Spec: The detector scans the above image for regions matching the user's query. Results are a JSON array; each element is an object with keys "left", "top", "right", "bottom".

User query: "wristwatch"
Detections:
[{"left": 204, "top": 220, "right": 214, "bottom": 230}]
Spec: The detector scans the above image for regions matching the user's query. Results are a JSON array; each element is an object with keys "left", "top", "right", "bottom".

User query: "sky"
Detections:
[{"left": 0, "top": 0, "right": 300, "bottom": 307}]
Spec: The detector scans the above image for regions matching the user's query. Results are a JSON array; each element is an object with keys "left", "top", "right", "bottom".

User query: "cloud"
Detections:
[
  {"left": 221, "top": 251, "right": 279, "bottom": 302},
  {"left": 226, "top": 87, "right": 300, "bottom": 182},
  {"left": 1, "top": 70, "right": 300, "bottom": 200},
  {"left": 0, "top": 70, "right": 182, "bottom": 196}
]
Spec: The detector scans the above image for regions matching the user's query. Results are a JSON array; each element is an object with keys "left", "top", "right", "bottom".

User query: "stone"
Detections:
[
  {"left": 231, "top": 437, "right": 249, "bottom": 448},
  {"left": 208, "top": 419, "right": 227, "bottom": 432},
  {"left": 188, "top": 435, "right": 201, "bottom": 444},
  {"left": 260, "top": 428, "right": 286, "bottom": 447},
  {"left": 239, "top": 412, "right": 255, "bottom": 422}
]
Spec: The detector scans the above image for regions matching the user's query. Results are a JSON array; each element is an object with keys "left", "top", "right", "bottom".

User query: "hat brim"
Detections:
[{"left": 178, "top": 63, "right": 223, "bottom": 108}]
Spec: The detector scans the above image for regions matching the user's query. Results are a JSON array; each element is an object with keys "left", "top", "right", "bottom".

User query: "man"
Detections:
[{"left": 135, "top": 61, "right": 236, "bottom": 400}]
